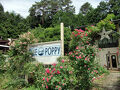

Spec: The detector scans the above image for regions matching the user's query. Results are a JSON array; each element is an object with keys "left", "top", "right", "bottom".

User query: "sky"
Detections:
[{"left": 0, "top": 0, "right": 103, "bottom": 18}]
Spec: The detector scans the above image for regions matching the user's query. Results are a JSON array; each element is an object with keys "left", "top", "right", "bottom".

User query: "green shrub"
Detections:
[
  {"left": 6, "top": 32, "right": 38, "bottom": 88},
  {"left": 23, "top": 86, "right": 41, "bottom": 90},
  {"left": 31, "top": 25, "right": 71, "bottom": 53},
  {"left": 0, "top": 51, "right": 6, "bottom": 72},
  {"left": 68, "top": 29, "right": 100, "bottom": 89}
]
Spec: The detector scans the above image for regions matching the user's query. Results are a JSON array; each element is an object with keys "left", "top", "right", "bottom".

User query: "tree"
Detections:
[
  {"left": 75, "top": 13, "right": 88, "bottom": 27},
  {"left": 108, "top": 0, "right": 120, "bottom": 18},
  {"left": 85, "top": 1, "right": 108, "bottom": 24},
  {"left": 0, "top": 11, "right": 30, "bottom": 39},
  {"left": 52, "top": 11, "right": 76, "bottom": 28},
  {"left": 0, "top": 3, "right": 5, "bottom": 23},
  {"left": 28, "top": 0, "right": 75, "bottom": 28},
  {"left": 0, "top": 3, "right": 4, "bottom": 12},
  {"left": 79, "top": 2, "right": 93, "bottom": 15}
]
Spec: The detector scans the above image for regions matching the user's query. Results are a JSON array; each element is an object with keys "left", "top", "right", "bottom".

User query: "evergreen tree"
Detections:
[{"left": 28, "top": 0, "right": 75, "bottom": 28}]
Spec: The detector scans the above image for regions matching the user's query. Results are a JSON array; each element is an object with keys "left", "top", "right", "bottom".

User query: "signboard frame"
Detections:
[{"left": 29, "top": 40, "right": 62, "bottom": 64}]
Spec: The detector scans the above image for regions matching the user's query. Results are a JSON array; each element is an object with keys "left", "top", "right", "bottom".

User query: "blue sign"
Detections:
[{"left": 29, "top": 45, "right": 61, "bottom": 56}]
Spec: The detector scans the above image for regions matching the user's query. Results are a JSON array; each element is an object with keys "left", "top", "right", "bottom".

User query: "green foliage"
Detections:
[
  {"left": 79, "top": 2, "right": 93, "bottom": 15},
  {"left": 0, "top": 3, "right": 4, "bottom": 12},
  {"left": 31, "top": 25, "right": 71, "bottom": 53},
  {"left": 1, "top": 26, "right": 109, "bottom": 90},
  {"left": 0, "top": 51, "right": 6, "bottom": 72},
  {"left": 68, "top": 27, "right": 110, "bottom": 89},
  {"left": 29, "top": 0, "right": 75, "bottom": 28},
  {"left": 6, "top": 32, "right": 38, "bottom": 88},
  {"left": 94, "top": 64, "right": 109, "bottom": 75},
  {"left": 32, "top": 57, "right": 77, "bottom": 90},
  {"left": 23, "top": 86, "right": 41, "bottom": 90},
  {"left": 68, "top": 29, "right": 99, "bottom": 89},
  {"left": 75, "top": 13, "right": 88, "bottom": 27},
  {"left": 85, "top": 1, "right": 108, "bottom": 24},
  {"left": 52, "top": 11, "right": 76, "bottom": 28},
  {"left": 108, "top": 0, "right": 120, "bottom": 16},
  {"left": 0, "top": 11, "right": 30, "bottom": 39},
  {"left": 97, "top": 14, "right": 116, "bottom": 31}
]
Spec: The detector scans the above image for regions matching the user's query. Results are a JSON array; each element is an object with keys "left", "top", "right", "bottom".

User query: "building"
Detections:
[
  {"left": 97, "top": 19, "right": 120, "bottom": 70},
  {"left": 0, "top": 38, "right": 10, "bottom": 53}
]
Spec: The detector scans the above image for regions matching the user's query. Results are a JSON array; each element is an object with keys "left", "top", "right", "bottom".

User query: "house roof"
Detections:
[{"left": 0, "top": 40, "right": 9, "bottom": 43}]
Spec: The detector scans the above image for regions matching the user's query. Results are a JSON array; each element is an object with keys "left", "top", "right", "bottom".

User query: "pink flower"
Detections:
[
  {"left": 75, "top": 29, "right": 78, "bottom": 31},
  {"left": 85, "top": 57, "right": 87, "bottom": 61},
  {"left": 96, "top": 71, "right": 98, "bottom": 73},
  {"left": 46, "top": 68, "right": 50, "bottom": 73},
  {"left": 46, "top": 85, "right": 48, "bottom": 88},
  {"left": 76, "top": 46, "right": 79, "bottom": 49},
  {"left": 69, "top": 52, "right": 72, "bottom": 55},
  {"left": 53, "top": 68, "right": 56, "bottom": 71},
  {"left": 80, "top": 36, "right": 83, "bottom": 38},
  {"left": 50, "top": 75, "right": 53, "bottom": 77},
  {"left": 85, "top": 33, "right": 88, "bottom": 36},
  {"left": 60, "top": 66, "right": 63, "bottom": 69},
  {"left": 88, "top": 68, "right": 90, "bottom": 70},
  {"left": 56, "top": 86, "right": 58, "bottom": 88},
  {"left": 61, "top": 59, "right": 64, "bottom": 63},
  {"left": 57, "top": 70, "right": 60, "bottom": 74},
  {"left": 43, "top": 77, "right": 45, "bottom": 80},
  {"left": 62, "top": 83, "right": 64, "bottom": 86},
  {"left": 76, "top": 56, "right": 79, "bottom": 59},
  {"left": 79, "top": 55, "right": 82, "bottom": 59},
  {"left": 86, "top": 41, "right": 89, "bottom": 43},
  {"left": 69, "top": 71, "right": 73, "bottom": 74},
  {"left": 72, "top": 32, "right": 74, "bottom": 35},
  {"left": 75, "top": 53, "right": 78, "bottom": 55},
  {"left": 52, "top": 63, "right": 57, "bottom": 66},
  {"left": 78, "top": 29, "right": 84, "bottom": 32},
  {"left": 59, "top": 88, "right": 61, "bottom": 90},
  {"left": 77, "top": 32, "right": 80, "bottom": 35},
  {"left": 47, "top": 78, "right": 49, "bottom": 82},
  {"left": 99, "top": 48, "right": 101, "bottom": 51},
  {"left": 75, "top": 34, "right": 77, "bottom": 37}
]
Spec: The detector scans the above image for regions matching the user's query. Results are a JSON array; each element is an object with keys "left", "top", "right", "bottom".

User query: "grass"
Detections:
[{"left": 0, "top": 71, "right": 18, "bottom": 90}]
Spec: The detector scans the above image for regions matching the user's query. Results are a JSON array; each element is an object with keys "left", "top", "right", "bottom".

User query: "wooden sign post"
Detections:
[{"left": 61, "top": 23, "right": 64, "bottom": 56}]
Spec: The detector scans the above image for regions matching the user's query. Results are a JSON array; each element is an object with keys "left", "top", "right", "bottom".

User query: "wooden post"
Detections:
[
  {"left": 61, "top": 23, "right": 64, "bottom": 56},
  {"left": 25, "top": 74, "right": 28, "bottom": 83},
  {"left": 118, "top": 23, "right": 120, "bottom": 47},
  {"left": 116, "top": 23, "right": 120, "bottom": 46}
]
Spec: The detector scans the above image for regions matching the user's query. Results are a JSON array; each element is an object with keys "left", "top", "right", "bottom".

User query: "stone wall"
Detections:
[{"left": 96, "top": 47, "right": 119, "bottom": 67}]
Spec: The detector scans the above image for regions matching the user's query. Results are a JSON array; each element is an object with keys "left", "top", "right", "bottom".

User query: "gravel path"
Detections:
[{"left": 92, "top": 71, "right": 120, "bottom": 90}]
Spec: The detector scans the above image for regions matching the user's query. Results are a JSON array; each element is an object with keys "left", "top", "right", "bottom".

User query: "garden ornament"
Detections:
[{"left": 99, "top": 27, "right": 112, "bottom": 40}]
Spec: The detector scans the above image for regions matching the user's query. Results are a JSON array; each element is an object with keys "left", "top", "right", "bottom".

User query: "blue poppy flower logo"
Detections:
[{"left": 38, "top": 47, "right": 44, "bottom": 56}]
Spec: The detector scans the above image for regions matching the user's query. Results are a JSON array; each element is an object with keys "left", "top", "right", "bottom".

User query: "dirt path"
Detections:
[{"left": 92, "top": 71, "right": 120, "bottom": 90}]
